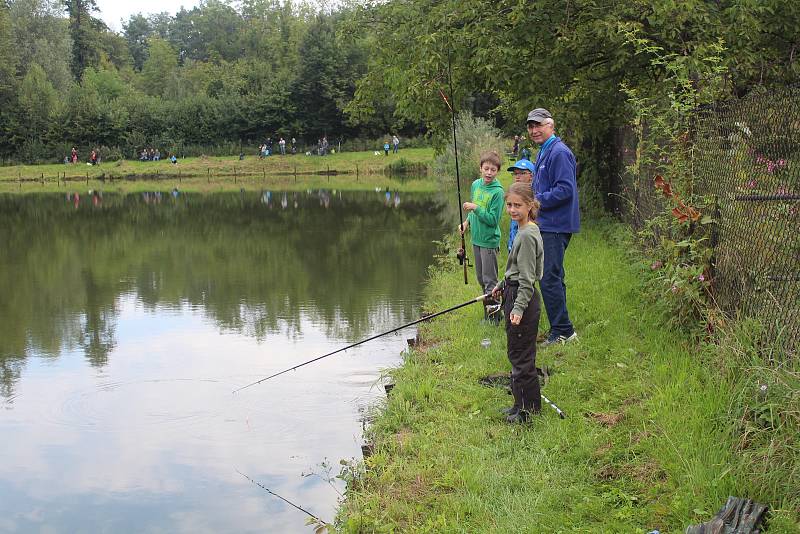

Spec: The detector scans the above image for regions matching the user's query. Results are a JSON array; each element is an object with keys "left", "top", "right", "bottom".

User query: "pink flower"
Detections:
[
  {"left": 767, "top": 162, "right": 776, "bottom": 173},
  {"left": 697, "top": 274, "right": 705, "bottom": 282},
  {"left": 746, "top": 179, "right": 757, "bottom": 189},
  {"left": 651, "top": 260, "right": 663, "bottom": 270},
  {"left": 778, "top": 159, "right": 787, "bottom": 167},
  {"left": 756, "top": 155, "right": 764, "bottom": 164}
]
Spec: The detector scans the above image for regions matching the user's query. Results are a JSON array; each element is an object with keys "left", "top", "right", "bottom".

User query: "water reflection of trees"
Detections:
[{"left": 0, "top": 192, "right": 447, "bottom": 397}]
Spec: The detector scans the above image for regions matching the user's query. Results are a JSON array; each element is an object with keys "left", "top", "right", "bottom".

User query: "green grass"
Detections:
[
  {"left": 337, "top": 219, "right": 799, "bottom": 533},
  {"left": 0, "top": 148, "right": 436, "bottom": 194}
]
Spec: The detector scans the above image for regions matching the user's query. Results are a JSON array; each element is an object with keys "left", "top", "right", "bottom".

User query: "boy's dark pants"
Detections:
[{"left": 503, "top": 282, "right": 542, "bottom": 413}]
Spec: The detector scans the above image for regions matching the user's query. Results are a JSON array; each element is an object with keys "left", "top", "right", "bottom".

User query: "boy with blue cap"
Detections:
[{"left": 506, "top": 159, "right": 536, "bottom": 251}]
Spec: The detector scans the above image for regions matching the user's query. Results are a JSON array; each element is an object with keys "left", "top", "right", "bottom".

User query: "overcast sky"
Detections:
[{"left": 95, "top": 0, "right": 202, "bottom": 32}]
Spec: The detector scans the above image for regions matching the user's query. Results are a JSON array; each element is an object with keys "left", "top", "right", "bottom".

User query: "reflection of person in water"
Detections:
[
  {"left": 385, "top": 190, "right": 391, "bottom": 205},
  {"left": 393, "top": 192, "right": 400, "bottom": 208},
  {"left": 281, "top": 193, "right": 288, "bottom": 209}
]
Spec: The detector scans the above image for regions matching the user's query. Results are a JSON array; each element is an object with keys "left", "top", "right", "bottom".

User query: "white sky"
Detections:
[{"left": 95, "top": 0, "right": 203, "bottom": 32}]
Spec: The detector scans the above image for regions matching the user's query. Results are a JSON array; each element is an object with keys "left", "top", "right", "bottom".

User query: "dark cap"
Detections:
[{"left": 526, "top": 108, "right": 552, "bottom": 123}]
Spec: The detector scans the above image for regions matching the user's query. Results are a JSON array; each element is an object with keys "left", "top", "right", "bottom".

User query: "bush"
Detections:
[{"left": 432, "top": 112, "right": 504, "bottom": 191}]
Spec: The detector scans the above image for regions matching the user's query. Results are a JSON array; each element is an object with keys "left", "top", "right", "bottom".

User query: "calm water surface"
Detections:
[{"left": 0, "top": 190, "right": 447, "bottom": 532}]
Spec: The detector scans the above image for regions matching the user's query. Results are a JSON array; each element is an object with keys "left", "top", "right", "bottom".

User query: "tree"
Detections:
[
  {"left": 122, "top": 13, "right": 152, "bottom": 71},
  {"left": 8, "top": 0, "right": 73, "bottom": 93},
  {"left": 292, "top": 13, "right": 364, "bottom": 139},
  {"left": 64, "top": 0, "right": 101, "bottom": 79},
  {"left": 139, "top": 37, "right": 178, "bottom": 97},
  {"left": 18, "top": 63, "right": 58, "bottom": 142},
  {"left": 0, "top": 2, "right": 18, "bottom": 156}
]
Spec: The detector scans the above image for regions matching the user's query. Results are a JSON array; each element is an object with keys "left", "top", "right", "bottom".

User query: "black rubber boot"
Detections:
[
  {"left": 502, "top": 379, "right": 522, "bottom": 419},
  {"left": 505, "top": 409, "right": 532, "bottom": 423}
]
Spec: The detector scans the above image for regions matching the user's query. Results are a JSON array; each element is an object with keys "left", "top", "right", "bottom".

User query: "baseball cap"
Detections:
[
  {"left": 507, "top": 159, "right": 535, "bottom": 173},
  {"left": 526, "top": 108, "right": 552, "bottom": 123}
]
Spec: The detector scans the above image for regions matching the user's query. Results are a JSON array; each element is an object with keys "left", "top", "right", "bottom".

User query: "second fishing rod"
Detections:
[{"left": 441, "top": 45, "right": 470, "bottom": 285}]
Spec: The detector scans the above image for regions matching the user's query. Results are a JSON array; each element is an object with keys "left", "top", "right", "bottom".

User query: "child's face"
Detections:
[
  {"left": 506, "top": 193, "right": 531, "bottom": 223},
  {"left": 481, "top": 162, "right": 499, "bottom": 183},
  {"left": 512, "top": 170, "right": 533, "bottom": 184}
]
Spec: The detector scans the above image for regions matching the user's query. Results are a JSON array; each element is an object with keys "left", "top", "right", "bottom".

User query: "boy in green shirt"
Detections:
[{"left": 459, "top": 150, "right": 505, "bottom": 320}]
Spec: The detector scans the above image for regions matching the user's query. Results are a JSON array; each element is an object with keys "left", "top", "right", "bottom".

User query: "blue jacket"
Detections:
[{"left": 533, "top": 137, "right": 580, "bottom": 233}]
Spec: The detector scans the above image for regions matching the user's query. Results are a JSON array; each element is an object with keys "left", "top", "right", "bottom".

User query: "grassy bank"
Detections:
[
  {"left": 338, "top": 220, "right": 799, "bottom": 532},
  {"left": 0, "top": 148, "right": 435, "bottom": 194}
]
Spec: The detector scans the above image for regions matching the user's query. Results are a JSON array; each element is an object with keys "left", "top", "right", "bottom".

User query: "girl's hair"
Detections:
[
  {"left": 479, "top": 150, "right": 502, "bottom": 169},
  {"left": 507, "top": 182, "right": 540, "bottom": 222}
]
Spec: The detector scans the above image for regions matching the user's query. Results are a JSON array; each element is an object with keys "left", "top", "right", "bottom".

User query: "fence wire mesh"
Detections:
[
  {"left": 617, "top": 88, "right": 800, "bottom": 352},
  {"left": 694, "top": 88, "right": 799, "bottom": 351}
]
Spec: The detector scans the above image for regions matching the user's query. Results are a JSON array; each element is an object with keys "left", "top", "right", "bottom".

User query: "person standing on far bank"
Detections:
[{"left": 526, "top": 108, "right": 579, "bottom": 346}]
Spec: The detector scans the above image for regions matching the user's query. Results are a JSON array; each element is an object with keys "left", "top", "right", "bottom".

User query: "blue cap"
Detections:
[{"left": 507, "top": 159, "right": 535, "bottom": 173}]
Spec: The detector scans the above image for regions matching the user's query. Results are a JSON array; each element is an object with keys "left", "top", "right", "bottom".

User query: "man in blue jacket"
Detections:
[{"left": 527, "top": 108, "right": 579, "bottom": 346}]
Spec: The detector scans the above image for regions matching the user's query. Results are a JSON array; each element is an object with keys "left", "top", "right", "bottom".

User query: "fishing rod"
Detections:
[
  {"left": 541, "top": 394, "right": 566, "bottom": 419},
  {"left": 438, "top": 45, "right": 470, "bottom": 285},
  {"left": 236, "top": 470, "right": 326, "bottom": 525},
  {"left": 232, "top": 293, "right": 489, "bottom": 393}
]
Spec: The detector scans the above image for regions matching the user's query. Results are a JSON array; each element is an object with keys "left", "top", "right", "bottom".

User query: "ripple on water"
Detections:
[{"left": 43, "top": 378, "right": 238, "bottom": 434}]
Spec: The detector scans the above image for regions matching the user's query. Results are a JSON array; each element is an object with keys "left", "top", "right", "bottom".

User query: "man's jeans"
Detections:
[{"left": 540, "top": 232, "right": 574, "bottom": 338}]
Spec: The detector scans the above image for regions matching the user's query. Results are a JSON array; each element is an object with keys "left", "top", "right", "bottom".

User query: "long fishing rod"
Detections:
[
  {"left": 236, "top": 470, "right": 326, "bottom": 525},
  {"left": 439, "top": 45, "right": 469, "bottom": 285},
  {"left": 232, "top": 294, "right": 489, "bottom": 393}
]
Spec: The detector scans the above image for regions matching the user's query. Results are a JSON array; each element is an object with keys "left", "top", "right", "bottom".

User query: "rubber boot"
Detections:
[
  {"left": 506, "top": 377, "right": 541, "bottom": 423},
  {"left": 503, "top": 379, "right": 522, "bottom": 420}
]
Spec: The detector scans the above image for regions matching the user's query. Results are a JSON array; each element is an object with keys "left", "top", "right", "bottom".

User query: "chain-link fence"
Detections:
[
  {"left": 694, "top": 88, "right": 799, "bottom": 351},
  {"left": 616, "top": 88, "right": 800, "bottom": 352}
]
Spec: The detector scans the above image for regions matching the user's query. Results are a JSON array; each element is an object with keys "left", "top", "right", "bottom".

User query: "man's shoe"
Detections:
[{"left": 539, "top": 332, "right": 579, "bottom": 348}]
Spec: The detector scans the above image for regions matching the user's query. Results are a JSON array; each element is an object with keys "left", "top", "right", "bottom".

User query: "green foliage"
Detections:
[
  {"left": 18, "top": 63, "right": 58, "bottom": 140},
  {"left": 8, "top": 0, "right": 73, "bottom": 93},
  {"left": 0, "top": 2, "right": 425, "bottom": 163},
  {"left": 432, "top": 112, "right": 503, "bottom": 193},
  {"left": 64, "top": 0, "right": 103, "bottom": 79},
  {"left": 139, "top": 37, "right": 178, "bottom": 97}
]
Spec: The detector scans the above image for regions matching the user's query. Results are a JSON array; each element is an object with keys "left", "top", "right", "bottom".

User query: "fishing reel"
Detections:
[{"left": 455, "top": 247, "right": 471, "bottom": 267}]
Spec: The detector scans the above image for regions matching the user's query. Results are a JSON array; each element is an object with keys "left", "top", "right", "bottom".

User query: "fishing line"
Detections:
[
  {"left": 439, "top": 43, "right": 470, "bottom": 285},
  {"left": 236, "top": 469, "right": 326, "bottom": 524},
  {"left": 232, "top": 294, "right": 488, "bottom": 393}
]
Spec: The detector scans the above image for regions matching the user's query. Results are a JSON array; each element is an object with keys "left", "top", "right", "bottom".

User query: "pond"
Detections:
[{"left": 0, "top": 190, "right": 448, "bottom": 532}]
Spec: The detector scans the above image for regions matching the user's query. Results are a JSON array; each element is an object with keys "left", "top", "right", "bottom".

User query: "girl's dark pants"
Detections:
[{"left": 503, "top": 281, "right": 542, "bottom": 413}]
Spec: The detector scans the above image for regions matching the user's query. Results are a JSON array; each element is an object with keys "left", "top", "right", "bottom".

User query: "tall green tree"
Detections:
[
  {"left": 64, "top": 0, "right": 101, "bottom": 79},
  {"left": 122, "top": 14, "right": 152, "bottom": 71},
  {"left": 18, "top": 63, "right": 58, "bottom": 142},
  {"left": 0, "top": 2, "right": 18, "bottom": 156},
  {"left": 139, "top": 37, "right": 178, "bottom": 97},
  {"left": 8, "top": 0, "right": 73, "bottom": 93}
]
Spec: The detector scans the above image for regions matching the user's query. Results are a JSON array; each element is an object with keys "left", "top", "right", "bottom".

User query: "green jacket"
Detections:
[{"left": 467, "top": 178, "right": 504, "bottom": 248}]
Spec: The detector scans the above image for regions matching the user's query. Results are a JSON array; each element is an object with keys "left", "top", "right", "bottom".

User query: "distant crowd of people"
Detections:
[
  {"left": 139, "top": 147, "right": 178, "bottom": 164},
  {"left": 65, "top": 147, "right": 100, "bottom": 165},
  {"left": 259, "top": 137, "right": 296, "bottom": 157}
]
